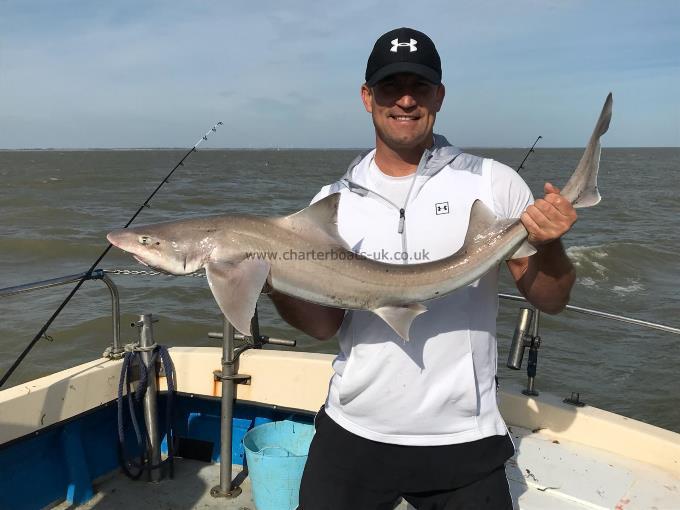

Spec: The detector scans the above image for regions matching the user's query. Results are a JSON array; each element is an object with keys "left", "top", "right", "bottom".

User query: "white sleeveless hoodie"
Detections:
[{"left": 312, "top": 135, "right": 534, "bottom": 446}]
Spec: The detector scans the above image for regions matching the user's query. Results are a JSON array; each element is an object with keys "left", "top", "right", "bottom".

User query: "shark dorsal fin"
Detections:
[{"left": 277, "top": 193, "right": 346, "bottom": 247}]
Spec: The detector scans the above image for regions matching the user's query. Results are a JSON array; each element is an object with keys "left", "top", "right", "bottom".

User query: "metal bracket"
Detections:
[
  {"left": 209, "top": 485, "right": 242, "bottom": 498},
  {"left": 213, "top": 370, "right": 251, "bottom": 385},
  {"left": 563, "top": 392, "right": 586, "bottom": 407}
]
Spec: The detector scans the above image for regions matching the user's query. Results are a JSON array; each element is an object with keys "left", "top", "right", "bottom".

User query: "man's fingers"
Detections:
[
  {"left": 522, "top": 182, "right": 578, "bottom": 246},
  {"left": 531, "top": 199, "right": 568, "bottom": 225},
  {"left": 539, "top": 195, "right": 573, "bottom": 219},
  {"left": 521, "top": 211, "right": 541, "bottom": 237},
  {"left": 544, "top": 182, "right": 561, "bottom": 194},
  {"left": 522, "top": 205, "right": 553, "bottom": 236},
  {"left": 525, "top": 204, "right": 547, "bottom": 224},
  {"left": 533, "top": 199, "right": 555, "bottom": 216}
]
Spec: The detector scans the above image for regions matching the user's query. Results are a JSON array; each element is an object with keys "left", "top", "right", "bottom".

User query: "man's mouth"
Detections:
[{"left": 389, "top": 114, "right": 419, "bottom": 121}]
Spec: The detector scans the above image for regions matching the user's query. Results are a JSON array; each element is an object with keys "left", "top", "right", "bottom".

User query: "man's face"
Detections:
[{"left": 361, "top": 73, "right": 445, "bottom": 151}]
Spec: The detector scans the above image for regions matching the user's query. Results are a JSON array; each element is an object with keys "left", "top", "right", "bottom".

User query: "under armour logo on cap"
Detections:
[
  {"left": 390, "top": 38, "right": 417, "bottom": 53},
  {"left": 365, "top": 27, "right": 441, "bottom": 86}
]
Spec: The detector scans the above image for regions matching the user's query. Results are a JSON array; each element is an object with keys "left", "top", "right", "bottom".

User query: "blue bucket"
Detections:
[{"left": 243, "top": 420, "right": 315, "bottom": 510}]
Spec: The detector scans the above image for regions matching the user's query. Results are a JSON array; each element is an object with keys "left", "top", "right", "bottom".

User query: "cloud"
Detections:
[{"left": 0, "top": 0, "right": 678, "bottom": 148}]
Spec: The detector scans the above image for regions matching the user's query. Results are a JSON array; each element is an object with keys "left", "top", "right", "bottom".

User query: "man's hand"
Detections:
[
  {"left": 509, "top": 182, "right": 577, "bottom": 314},
  {"left": 521, "top": 183, "right": 577, "bottom": 246}
]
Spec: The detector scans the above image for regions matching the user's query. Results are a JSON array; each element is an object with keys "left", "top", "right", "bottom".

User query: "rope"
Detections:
[
  {"left": 117, "top": 344, "right": 176, "bottom": 480},
  {"left": 117, "top": 350, "right": 147, "bottom": 479},
  {"left": 159, "top": 346, "right": 177, "bottom": 478}
]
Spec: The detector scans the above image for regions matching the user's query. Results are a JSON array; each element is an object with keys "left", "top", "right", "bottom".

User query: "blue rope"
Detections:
[
  {"left": 117, "top": 345, "right": 176, "bottom": 480},
  {"left": 117, "top": 351, "right": 146, "bottom": 479},
  {"left": 158, "top": 346, "right": 176, "bottom": 478}
]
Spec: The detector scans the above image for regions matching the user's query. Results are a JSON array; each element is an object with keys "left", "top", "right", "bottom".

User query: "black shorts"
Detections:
[{"left": 299, "top": 408, "right": 514, "bottom": 510}]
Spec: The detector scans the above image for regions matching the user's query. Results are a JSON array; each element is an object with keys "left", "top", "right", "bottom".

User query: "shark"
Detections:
[{"left": 107, "top": 93, "right": 612, "bottom": 341}]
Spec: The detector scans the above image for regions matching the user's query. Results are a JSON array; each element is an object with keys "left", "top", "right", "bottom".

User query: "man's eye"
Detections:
[{"left": 378, "top": 83, "right": 397, "bottom": 92}]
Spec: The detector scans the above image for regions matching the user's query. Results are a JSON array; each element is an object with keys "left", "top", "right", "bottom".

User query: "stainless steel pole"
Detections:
[
  {"left": 210, "top": 317, "right": 242, "bottom": 498},
  {"left": 138, "top": 314, "right": 162, "bottom": 482}
]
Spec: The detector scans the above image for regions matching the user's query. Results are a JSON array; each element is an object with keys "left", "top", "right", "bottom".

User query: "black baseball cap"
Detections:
[{"left": 365, "top": 27, "right": 442, "bottom": 87}]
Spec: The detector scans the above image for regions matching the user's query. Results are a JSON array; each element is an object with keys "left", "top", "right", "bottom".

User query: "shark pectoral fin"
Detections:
[
  {"left": 205, "top": 259, "right": 271, "bottom": 336},
  {"left": 509, "top": 240, "right": 537, "bottom": 260},
  {"left": 372, "top": 303, "right": 428, "bottom": 342}
]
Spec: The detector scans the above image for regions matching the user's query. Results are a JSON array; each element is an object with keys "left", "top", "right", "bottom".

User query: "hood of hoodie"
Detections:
[
  {"left": 329, "top": 135, "right": 466, "bottom": 245},
  {"left": 341, "top": 134, "right": 462, "bottom": 187}
]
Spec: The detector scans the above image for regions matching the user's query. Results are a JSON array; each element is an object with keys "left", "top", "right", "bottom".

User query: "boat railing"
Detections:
[
  {"left": 1, "top": 269, "right": 678, "bottom": 363},
  {"left": 497, "top": 292, "right": 680, "bottom": 399},
  {"left": 0, "top": 269, "right": 123, "bottom": 357},
  {"left": 499, "top": 292, "right": 680, "bottom": 335}
]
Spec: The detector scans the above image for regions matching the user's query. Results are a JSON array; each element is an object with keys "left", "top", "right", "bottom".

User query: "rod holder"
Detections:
[
  {"left": 522, "top": 335, "right": 541, "bottom": 397},
  {"left": 507, "top": 307, "right": 534, "bottom": 370},
  {"left": 207, "top": 331, "right": 297, "bottom": 347},
  {"left": 524, "top": 309, "right": 541, "bottom": 397}
]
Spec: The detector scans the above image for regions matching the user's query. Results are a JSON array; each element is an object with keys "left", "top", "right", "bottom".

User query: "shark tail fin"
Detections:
[{"left": 561, "top": 93, "right": 613, "bottom": 209}]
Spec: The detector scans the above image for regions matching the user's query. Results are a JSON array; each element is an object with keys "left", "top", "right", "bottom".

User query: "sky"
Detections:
[{"left": 0, "top": 0, "right": 678, "bottom": 149}]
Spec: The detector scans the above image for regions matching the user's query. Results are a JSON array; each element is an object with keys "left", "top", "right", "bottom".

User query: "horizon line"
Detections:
[{"left": 1, "top": 145, "right": 678, "bottom": 151}]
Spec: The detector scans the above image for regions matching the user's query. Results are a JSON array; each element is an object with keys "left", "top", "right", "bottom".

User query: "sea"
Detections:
[{"left": 1, "top": 148, "right": 679, "bottom": 433}]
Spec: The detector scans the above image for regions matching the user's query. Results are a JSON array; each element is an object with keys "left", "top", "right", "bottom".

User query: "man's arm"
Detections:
[
  {"left": 265, "top": 185, "right": 346, "bottom": 340},
  {"left": 268, "top": 290, "right": 345, "bottom": 341},
  {"left": 506, "top": 182, "right": 577, "bottom": 313}
]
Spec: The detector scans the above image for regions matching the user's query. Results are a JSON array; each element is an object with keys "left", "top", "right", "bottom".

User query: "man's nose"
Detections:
[{"left": 395, "top": 92, "right": 417, "bottom": 108}]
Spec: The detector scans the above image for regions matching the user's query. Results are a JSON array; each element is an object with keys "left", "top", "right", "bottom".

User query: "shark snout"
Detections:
[{"left": 107, "top": 229, "right": 132, "bottom": 249}]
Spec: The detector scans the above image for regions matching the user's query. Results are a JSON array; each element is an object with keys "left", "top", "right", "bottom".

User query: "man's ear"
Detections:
[
  {"left": 435, "top": 83, "right": 445, "bottom": 112},
  {"left": 361, "top": 83, "right": 373, "bottom": 113}
]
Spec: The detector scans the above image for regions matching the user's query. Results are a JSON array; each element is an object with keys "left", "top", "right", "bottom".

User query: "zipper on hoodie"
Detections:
[
  {"left": 338, "top": 139, "right": 461, "bottom": 263},
  {"left": 342, "top": 179, "right": 409, "bottom": 229},
  {"left": 341, "top": 172, "right": 419, "bottom": 261}
]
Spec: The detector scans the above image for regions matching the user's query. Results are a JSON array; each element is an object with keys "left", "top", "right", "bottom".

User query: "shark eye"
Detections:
[{"left": 138, "top": 235, "right": 150, "bottom": 245}]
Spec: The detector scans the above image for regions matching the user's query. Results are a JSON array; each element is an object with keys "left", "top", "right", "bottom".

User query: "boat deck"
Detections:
[
  {"left": 506, "top": 425, "right": 679, "bottom": 509},
  {"left": 53, "top": 424, "right": 679, "bottom": 510}
]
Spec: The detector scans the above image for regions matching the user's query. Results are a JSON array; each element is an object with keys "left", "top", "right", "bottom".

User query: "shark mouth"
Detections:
[{"left": 133, "top": 255, "right": 150, "bottom": 267}]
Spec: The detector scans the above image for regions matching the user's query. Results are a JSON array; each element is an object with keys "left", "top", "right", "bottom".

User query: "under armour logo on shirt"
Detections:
[
  {"left": 435, "top": 202, "right": 449, "bottom": 215},
  {"left": 391, "top": 38, "right": 417, "bottom": 53}
]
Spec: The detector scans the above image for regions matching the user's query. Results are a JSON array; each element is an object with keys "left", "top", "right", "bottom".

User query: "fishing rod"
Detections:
[
  {"left": 0, "top": 122, "right": 224, "bottom": 389},
  {"left": 516, "top": 135, "right": 542, "bottom": 173}
]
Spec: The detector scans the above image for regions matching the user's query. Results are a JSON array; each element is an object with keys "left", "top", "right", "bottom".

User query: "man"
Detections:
[{"left": 270, "top": 27, "right": 576, "bottom": 509}]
